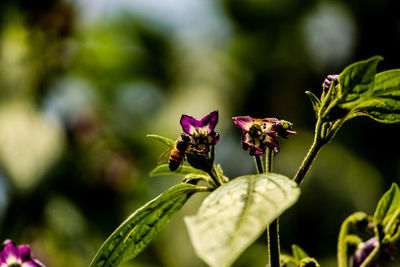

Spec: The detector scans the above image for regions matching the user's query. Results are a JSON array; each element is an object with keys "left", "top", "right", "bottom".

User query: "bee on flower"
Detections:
[{"left": 180, "top": 110, "right": 219, "bottom": 154}]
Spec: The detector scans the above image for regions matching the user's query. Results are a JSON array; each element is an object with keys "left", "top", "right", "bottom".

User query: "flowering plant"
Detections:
[
  {"left": 0, "top": 240, "right": 44, "bottom": 267},
  {"left": 89, "top": 56, "right": 400, "bottom": 267}
]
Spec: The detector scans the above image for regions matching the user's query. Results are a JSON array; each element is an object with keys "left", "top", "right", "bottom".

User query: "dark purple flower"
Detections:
[
  {"left": 0, "top": 240, "right": 45, "bottom": 267},
  {"left": 322, "top": 74, "right": 339, "bottom": 93},
  {"left": 232, "top": 116, "right": 296, "bottom": 156},
  {"left": 352, "top": 237, "right": 379, "bottom": 267},
  {"left": 180, "top": 110, "right": 219, "bottom": 154}
]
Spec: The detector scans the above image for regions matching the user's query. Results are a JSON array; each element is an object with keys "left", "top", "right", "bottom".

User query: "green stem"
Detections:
[
  {"left": 208, "top": 169, "right": 221, "bottom": 187},
  {"left": 359, "top": 245, "right": 380, "bottom": 267},
  {"left": 255, "top": 150, "right": 280, "bottom": 267},
  {"left": 293, "top": 133, "right": 323, "bottom": 185},
  {"left": 254, "top": 155, "right": 264, "bottom": 173},
  {"left": 265, "top": 148, "right": 273, "bottom": 173},
  {"left": 268, "top": 219, "right": 280, "bottom": 267},
  {"left": 208, "top": 146, "right": 222, "bottom": 187},
  {"left": 266, "top": 149, "right": 280, "bottom": 267}
]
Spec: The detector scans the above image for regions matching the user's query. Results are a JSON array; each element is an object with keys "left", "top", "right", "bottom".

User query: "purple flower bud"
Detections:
[
  {"left": 352, "top": 237, "right": 379, "bottom": 267},
  {"left": 180, "top": 110, "right": 219, "bottom": 154},
  {"left": 232, "top": 116, "right": 296, "bottom": 156},
  {"left": 0, "top": 239, "right": 45, "bottom": 267},
  {"left": 322, "top": 74, "right": 339, "bottom": 93}
]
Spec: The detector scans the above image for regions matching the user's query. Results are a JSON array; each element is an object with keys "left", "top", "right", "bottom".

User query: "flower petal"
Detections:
[
  {"left": 180, "top": 115, "right": 201, "bottom": 135},
  {"left": 233, "top": 116, "right": 254, "bottom": 132},
  {"left": 18, "top": 245, "right": 32, "bottom": 262},
  {"left": 251, "top": 148, "right": 264, "bottom": 156},
  {"left": 199, "top": 110, "right": 218, "bottom": 133},
  {"left": 209, "top": 132, "right": 219, "bottom": 146},
  {"left": 22, "top": 260, "right": 45, "bottom": 267},
  {"left": 1, "top": 240, "right": 20, "bottom": 263}
]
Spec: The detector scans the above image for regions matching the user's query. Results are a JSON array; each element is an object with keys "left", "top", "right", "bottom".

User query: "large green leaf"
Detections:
[
  {"left": 374, "top": 183, "right": 400, "bottom": 227},
  {"left": 351, "top": 70, "right": 400, "bottom": 123},
  {"left": 337, "top": 56, "right": 382, "bottom": 104},
  {"left": 322, "top": 56, "right": 382, "bottom": 120},
  {"left": 90, "top": 183, "right": 209, "bottom": 267},
  {"left": 185, "top": 173, "right": 300, "bottom": 267},
  {"left": 150, "top": 164, "right": 208, "bottom": 176}
]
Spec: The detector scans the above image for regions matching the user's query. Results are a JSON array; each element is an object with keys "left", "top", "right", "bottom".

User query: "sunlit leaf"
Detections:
[
  {"left": 350, "top": 70, "right": 400, "bottom": 123},
  {"left": 146, "top": 134, "right": 175, "bottom": 147},
  {"left": 374, "top": 183, "right": 400, "bottom": 227},
  {"left": 338, "top": 56, "right": 382, "bottom": 104},
  {"left": 185, "top": 173, "right": 300, "bottom": 267},
  {"left": 150, "top": 164, "right": 208, "bottom": 176},
  {"left": 322, "top": 56, "right": 382, "bottom": 120},
  {"left": 292, "top": 244, "right": 309, "bottom": 261},
  {"left": 90, "top": 183, "right": 209, "bottom": 267}
]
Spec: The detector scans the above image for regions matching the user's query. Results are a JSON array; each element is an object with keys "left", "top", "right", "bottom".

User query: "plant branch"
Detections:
[{"left": 293, "top": 136, "right": 323, "bottom": 185}]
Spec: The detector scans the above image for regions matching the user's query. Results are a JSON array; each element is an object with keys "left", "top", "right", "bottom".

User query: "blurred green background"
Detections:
[{"left": 0, "top": 0, "right": 399, "bottom": 266}]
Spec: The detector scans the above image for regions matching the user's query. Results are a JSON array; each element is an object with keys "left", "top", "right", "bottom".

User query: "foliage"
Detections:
[{"left": 89, "top": 56, "right": 400, "bottom": 267}]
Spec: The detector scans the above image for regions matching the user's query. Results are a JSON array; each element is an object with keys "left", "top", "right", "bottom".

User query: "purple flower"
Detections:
[
  {"left": 180, "top": 110, "right": 219, "bottom": 154},
  {"left": 322, "top": 74, "right": 339, "bottom": 93},
  {"left": 352, "top": 236, "right": 396, "bottom": 267},
  {"left": 232, "top": 116, "right": 296, "bottom": 156},
  {"left": 352, "top": 237, "right": 379, "bottom": 267},
  {"left": 0, "top": 240, "right": 45, "bottom": 267}
]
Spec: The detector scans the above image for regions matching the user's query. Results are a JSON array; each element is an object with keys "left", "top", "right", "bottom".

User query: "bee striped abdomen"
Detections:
[{"left": 169, "top": 151, "right": 183, "bottom": 171}]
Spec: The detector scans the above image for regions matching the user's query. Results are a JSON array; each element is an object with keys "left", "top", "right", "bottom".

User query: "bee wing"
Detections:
[{"left": 158, "top": 146, "right": 173, "bottom": 164}]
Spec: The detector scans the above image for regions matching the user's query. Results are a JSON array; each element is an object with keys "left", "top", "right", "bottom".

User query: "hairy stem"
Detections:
[
  {"left": 265, "top": 148, "right": 273, "bottom": 173},
  {"left": 266, "top": 149, "right": 280, "bottom": 267},
  {"left": 208, "top": 146, "right": 222, "bottom": 187},
  {"left": 255, "top": 151, "right": 280, "bottom": 267},
  {"left": 254, "top": 155, "right": 265, "bottom": 174},
  {"left": 293, "top": 137, "right": 323, "bottom": 185}
]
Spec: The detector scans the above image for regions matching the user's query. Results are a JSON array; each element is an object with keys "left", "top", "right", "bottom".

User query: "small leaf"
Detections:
[
  {"left": 299, "top": 257, "right": 320, "bottom": 267},
  {"left": 150, "top": 164, "right": 208, "bottom": 176},
  {"left": 305, "top": 91, "right": 321, "bottom": 117},
  {"left": 292, "top": 244, "right": 309, "bottom": 261},
  {"left": 374, "top": 183, "right": 400, "bottom": 227},
  {"left": 146, "top": 134, "right": 175, "bottom": 147},
  {"left": 182, "top": 174, "right": 215, "bottom": 186},
  {"left": 350, "top": 70, "right": 400, "bottom": 123},
  {"left": 185, "top": 173, "right": 300, "bottom": 267},
  {"left": 90, "top": 183, "right": 209, "bottom": 267},
  {"left": 280, "top": 254, "right": 298, "bottom": 267}
]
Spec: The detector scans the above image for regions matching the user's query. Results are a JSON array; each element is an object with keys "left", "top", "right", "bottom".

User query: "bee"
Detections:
[{"left": 158, "top": 133, "right": 192, "bottom": 171}]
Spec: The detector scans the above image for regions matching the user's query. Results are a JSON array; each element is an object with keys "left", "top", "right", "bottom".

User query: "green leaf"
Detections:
[
  {"left": 305, "top": 91, "right": 321, "bottom": 117},
  {"left": 280, "top": 254, "right": 298, "bottom": 267},
  {"left": 299, "top": 257, "right": 320, "bottom": 267},
  {"left": 374, "top": 183, "right": 400, "bottom": 227},
  {"left": 90, "top": 183, "right": 209, "bottom": 267},
  {"left": 338, "top": 56, "right": 383, "bottom": 104},
  {"left": 350, "top": 70, "right": 400, "bottom": 123},
  {"left": 146, "top": 134, "right": 175, "bottom": 147},
  {"left": 292, "top": 244, "right": 309, "bottom": 261},
  {"left": 150, "top": 164, "right": 208, "bottom": 176},
  {"left": 322, "top": 56, "right": 383, "bottom": 120},
  {"left": 185, "top": 173, "right": 300, "bottom": 267}
]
